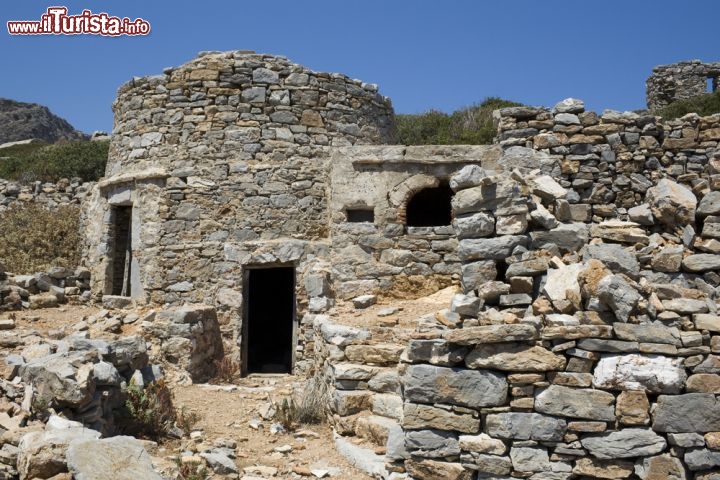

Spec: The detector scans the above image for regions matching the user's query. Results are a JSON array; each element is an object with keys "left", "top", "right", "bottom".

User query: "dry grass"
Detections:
[{"left": 0, "top": 203, "right": 81, "bottom": 274}]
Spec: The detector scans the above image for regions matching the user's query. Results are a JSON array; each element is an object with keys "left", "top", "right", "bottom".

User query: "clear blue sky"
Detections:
[{"left": 1, "top": 1, "right": 718, "bottom": 134}]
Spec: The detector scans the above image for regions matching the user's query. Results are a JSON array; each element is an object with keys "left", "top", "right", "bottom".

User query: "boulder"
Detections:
[
  {"left": 17, "top": 424, "right": 101, "bottom": 479},
  {"left": 66, "top": 436, "right": 163, "bottom": 480},
  {"left": 592, "top": 354, "right": 686, "bottom": 393},
  {"left": 652, "top": 393, "right": 720, "bottom": 432},
  {"left": 646, "top": 178, "right": 697, "bottom": 228}
]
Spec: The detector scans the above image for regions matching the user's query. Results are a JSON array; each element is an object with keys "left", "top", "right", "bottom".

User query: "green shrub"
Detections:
[
  {"left": 0, "top": 139, "right": 108, "bottom": 183},
  {"left": 122, "top": 379, "right": 178, "bottom": 439},
  {"left": 657, "top": 90, "right": 720, "bottom": 120},
  {"left": 395, "top": 97, "right": 522, "bottom": 145},
  {"left": 0, "top": 203, "right": 81, "bottom": 273}
]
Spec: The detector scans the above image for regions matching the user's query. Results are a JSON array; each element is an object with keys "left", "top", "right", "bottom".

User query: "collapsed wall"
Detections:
[
  {"left": 647, "top": 60, "right": 720, "bottom": 111},
  {"left": 318, "top": 100, "right": 720, "bottom": 479}
]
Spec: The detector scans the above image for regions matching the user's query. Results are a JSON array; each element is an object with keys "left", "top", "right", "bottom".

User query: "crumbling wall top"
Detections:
[{"left": 646, "top": 59, "right": 720, "bottom": 111}]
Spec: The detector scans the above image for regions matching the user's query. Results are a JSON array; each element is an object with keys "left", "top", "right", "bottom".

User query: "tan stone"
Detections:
[
  {"left": 706, "top": 432, "right": 720, "bottom": 450},
  {"left": 403, "top": 403, "right": 479, "bottom": 434},
  {"left": 300, "top": 110, "right": 324, "bottom": 127},
  {"left": 687, "top": 374, "right": 720, "bottom": 393},
  {"left": 458, "top": 433, "right": 507, "bottom": 455},
  {"left": 616, "top": 390, "right": 649, "bottom": 426},
  {"left": 187, "top": 69, "right": 219, "bottom": 81},
  {"left": 573, "top": 457, "right": 634, "bottom": 479},
  {"left": 465, "top": 344, "right": 566, "bottom": 372},
  {"left": 443, "top": 324, "right": 538, "bottom": 345},
  {"left": 567, "top": 421, "right": 607, "bottom": 432},
  {"left": 636, "top": 454, "right": 687, "bottom": 480},
  {"left": 344, "top": 344, "right": 404, "bottom": 365},
  {"left": 405, "top": 459, "right": 473, "bottom": 480}
]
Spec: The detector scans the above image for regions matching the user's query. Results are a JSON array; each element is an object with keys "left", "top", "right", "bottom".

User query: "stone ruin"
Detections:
[
  {"left": 3, "top": 50, "right": 720, "bottom": 478},
  {"left": 647, "top": 60, "right": 720, "bottom": 111}
]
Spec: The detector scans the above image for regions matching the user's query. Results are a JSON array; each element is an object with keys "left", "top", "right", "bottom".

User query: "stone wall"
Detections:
[
  {"left": 316, "top": 100, "right": 720, "bottom": 479},
  {"left": 0, "top": 178, "right": 92, "bottom": 213},
  {"left": 647, "top": 60, "right": 720, "bottom": 111}
]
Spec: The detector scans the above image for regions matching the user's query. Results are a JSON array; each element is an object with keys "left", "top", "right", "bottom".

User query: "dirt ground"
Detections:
[{"left": 3, "top": 287, "right": 458, "bottom": 479}]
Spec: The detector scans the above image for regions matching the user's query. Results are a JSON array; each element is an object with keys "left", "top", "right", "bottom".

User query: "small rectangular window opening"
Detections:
[
  {"left": 346, "top": 208, "right": 375, "bottom": 223},
  {"left": 708, "top": 77, "right": 716, "bottom": 94}
]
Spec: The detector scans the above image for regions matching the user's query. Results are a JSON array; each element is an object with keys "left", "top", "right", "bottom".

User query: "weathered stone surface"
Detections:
[
  {"left": 573, "top": 457, "right": 634, "bottom": 479},
  {"left": 405, "top": 459, "right": 472, "bottom": 480},
  {"left": 458, "top": 433, "right": 507, "bottom": 455},
  {"left": 530, "top": 223, "right": 589, "bottom": 252},
  {"left": 686, "top": 373, "right": 720, "bottom": 393},
  {"left": 653, "top": 394, "right": 720, "bottom": 432},
  {"left": 449, "top": 293, "right": 481, "bottom": 317},
  {"left": 402, "top": 364, "right": 507, "bottom": 408},
  {"left": 510, "top": 446, "right": 552, "bottom": 473},
  {"left": 646, "top": 178, "right": 697, "bottom": 228},
  {"left": 628, "top": 203, "right": 654, "bottom": 225},
  {"left": 590, "top": 220, "right": 650, "bottom": 245},
  {"left": 683, "top": 254, "right": 720, "bottom": 272},
  {"left": 66, "top": 436, "right": 163, "bottom": 480},
  {"left": 593, "top": 354, "right": 686, "bottom": 393},
  {"left": 613, "top": 322, "right": 681, "bottom": 345},
  {"left": 465, "top": 344, "right": 565, "bottom": 372},
  {"left": 581, "top": 429, "right": 666, "bottom": 459},
  {"left": 614, "top": 391, "right": 650, "bottom": 428},
  {"left": 634, "top": 453, "right": 686, "bottom": 479},
  {"left": 584, "top": 243, "right": 640, "bottom": 277},
  {"left": 695, "top": 314, "right": 720, "bottom": 332},
  {"left": 449, "top": 165, "right": 488, "bottom": 191},
  {"left": 662, "top": 298, "right": 709, "bottom": 314},
  {"left": 527, "top": 174, "right": 566, "bottom": 201},
  {"left": 651, "top": 245, "right": 684, "bottom": 273},
  {"left": 17, "top": 426, "right": 101, "bottom": 479},
  {"left": 403, "top": 403, "right": 479, "bottom": 433},
  {"left": 458, "top": 235, "right": 528, "bottom": 261},
  {"left": 452, "top": 179, "right": 523, "bottom": 215},
  {"left": 344, "top": 344, "right": 403, "bottom": 365},
  {"left": 405, "top": 429, "right": 460, "bottom": 458},
  {"left": 460, "top": 260, "right": 497, "bottom": 292},
  {"left": 543, "top": 262, "right": 583, "bottom": 304},
  {"left": 685, "top": 448, "right": 720, "bottom": 471},
  {"left": 577, "top": 338, "right": 639, "bottom": 352},
  {"left": 19, "top": 351, "right": 97, "bottom": 407},
  {"left": 535, "top": 385, "right": 615, "bottom": 421},
  {"left": 698, "top": 190, "right": 720, "bottom": 216},
  {"left": 597, "top": 274, "right": 641, "bottom": 322},
  {"left": 443, "top": 324, "right": 538, "bottom": 345},
  {"left": 459, "top": 451, "right": 513, "bottom": 475},
  {"left": 485, "top": 412, "right": 566, "bottom": 441},
  {"left": 542, "top": 325, "right": 613, "bottom": 340}
]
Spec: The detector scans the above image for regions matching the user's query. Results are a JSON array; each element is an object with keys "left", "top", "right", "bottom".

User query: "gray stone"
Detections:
[
  {"left": 597, "top": 274, "right": 641, "bottom": 322},
  {"left": 590, "top": 220, "right": 650, "bottom": 245},
  {"left": 581, "top": 429, "right": 666, "bottom": 459},
  {"left": 405, "top": 429, "right": 460, "bottom": 458},
  {"left": 458, "top": 235, "right": 528, "bottom": 261},
  {"left": 554, "top": 98, "right": 585, "bottom": 114},
  {"left": 662, "top": 298, "right": 709, "bottom": 314},
  {"left": 651, "top": 245, "right": 684, "bottom": 273},
  {"left": 628, "top": 203, "right": 654, "bottom": 225},
  {"left": 200, "top": 451, "right": 238, "bottom": 474},
  {"left": 652, "top": 394, "right": 720, "bottom": 432},
  {"left": 454, "top": 212, "right": 495, "bottom": 239},
  {"left": 352, "top": 294, "right": 376, "bottom": 309},
  {"left": 449, "top": 293, "right": 481, "bottom": 317},
  {"left": 667, "top": 432, "right": 705, "bottom": 448},
  {"left": 460, "top": 260, "right": 497, "bottom": 292},
  {"left": 577, "top": 338, "right": 639, "bottom": 352},
  {"left": 685, "top": 449, "right": 720, "bottom": 471},
  {"left": 452, "top": 179, "right": 523, "bottom": 214},
  {"left": 510, "top": 446, "right": 552, "bottom": 473},
  {"left": 613, "top": 323, "right": 681, "bottom": 345},
  {"left": 530, "top": 223, "right": 589, "bottom": 253},
  {"left": 584, "top": 243, "right": 639, "bottom": 278},
  {"left": 698, "top": 190, "right": 720, "bottom": 216},
  {"left": 592, "top": 354, "right": 686, "bottom": 393},
  {"left": 449, "top": 165, "right": 487, "bottom": 191},
  {"left": 527, "top": 174, "right": 566, "bottom": 201},
  {"left": 17, "top": 426, "right": 101, "bottom": 479},
  {"left": 485, "top": 412, "right": 566, "bottom": 441},
  {"left": 499, "top": 146, "right": 557, "bottom": 174},
  {"left": 67, "top": 436, "right": 163, "bottom": 480},
  {"left": 402, "top": 364, "right": 507, "bottom": 408},
  {"left": 535, "top": 385, "right": 615, "bottom": 421},
  {"left": 646, "top": 178, "right": 697, "bottom": 228},
  {"left": 318, "top": 320, "right": 371, "bottom": 346},
  {"left": 683, "top": 254, "right": 720, "bottom": 272}
]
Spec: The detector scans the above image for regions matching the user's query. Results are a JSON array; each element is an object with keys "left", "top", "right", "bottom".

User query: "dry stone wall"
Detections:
[
  {"left": 317, "top": 100, "right": 720, "bottom": 479},
  {"left": 647, "top": 60, "right": 720, "bottom": 111}
]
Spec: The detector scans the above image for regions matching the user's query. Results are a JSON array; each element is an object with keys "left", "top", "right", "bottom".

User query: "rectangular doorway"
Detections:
[
  {"left": 242, "top": 266, "right": 296, "bottom": 375},
  {"left": 110, "top": 206, "right": 132, "bottom": 296}
]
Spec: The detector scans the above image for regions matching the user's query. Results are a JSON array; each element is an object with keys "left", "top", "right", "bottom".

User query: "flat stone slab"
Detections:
[
  {"left": 402, "top": 364, "right": 507, "bottom": 408},
  {"left": 581, "top": 428, "right": 666, "bottom": 459},
  {"left": 466, "top": 344, "right": 566, "bottom": 372},
  {"left": 444, "top": 324, "right": 538, "bottom": 345},
  {"left": 592, "top": 354, "right": 687, "bottom": 394},
  {"left": 535, "top": 385, "right": 615, "bottom": 421},
  {"left": 652, "top": 393, "right": 720, "bottom": 433},
  {"left": 485, "top": 412, "right": 566, "bottom": 442}
]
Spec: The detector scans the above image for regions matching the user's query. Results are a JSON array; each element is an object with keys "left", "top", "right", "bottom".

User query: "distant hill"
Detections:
[{"left": 0, "top": 98, "right": 87, "bottom": 144}]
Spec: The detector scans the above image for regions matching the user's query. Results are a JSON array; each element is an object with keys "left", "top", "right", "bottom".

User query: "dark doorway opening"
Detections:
[
  {"left": 110, "top": 206, "right": 132, "bottom": 296},
  {"left": 406, "top": 184, "right": 453, "bottom": 227},
  {"left": 243, "top": 267, "right": 295, "bottom": 375}
]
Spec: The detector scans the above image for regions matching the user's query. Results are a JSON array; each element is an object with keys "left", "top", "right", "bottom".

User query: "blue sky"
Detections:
[{"left": 1, "top": 1, "right": 718, "bottom": 134}]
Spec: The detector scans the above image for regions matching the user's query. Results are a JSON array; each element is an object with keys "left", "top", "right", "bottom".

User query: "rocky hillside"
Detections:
[{"left": 0, "top": 99, "right": 86, "bottom": 145}]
